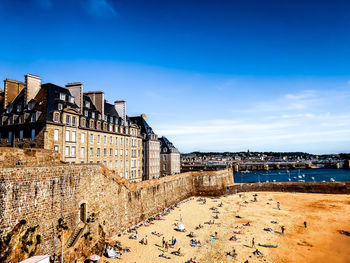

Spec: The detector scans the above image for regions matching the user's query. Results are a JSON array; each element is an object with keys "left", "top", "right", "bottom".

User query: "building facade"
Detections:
[
  {"left": 159, "top": 136, "right": 180, "bottom": 176},
  {"left": 0, "top": 74, "right": 143, "bottom": 182},
  {"left": 130, "top": 114, "right": 160, "bottom": 180}
]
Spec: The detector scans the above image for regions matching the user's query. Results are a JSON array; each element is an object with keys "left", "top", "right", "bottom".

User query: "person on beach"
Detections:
[
  {"left": 145, "top": 235, "right": 148, "bottom": 245},
  {"left": 304, "top": 221, "right": 307, "bottom": 228},
  {"left": 281, "top": 226, "right": 285, "bottom": 234},
  {"left": 277, "top": 202, "right": 280, "bottom": 210},
  {"left": 252, "top": 237, "right": 255, "bottom": 248},
  {"left": 165, "top": 241, "right": 169, "bottom": 251},
  {"left": 162, "top": 237, "right": 165, "bottom": 247}
]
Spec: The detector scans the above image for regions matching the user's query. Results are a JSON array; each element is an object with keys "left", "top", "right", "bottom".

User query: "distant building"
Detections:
[
  {"left": 159, "top": 136, "right": 180, "bottom": 176},
  {"left": 130, "top": 114, "right": 160, "bottom": 180},
  {"left": 0, "top": 74, "right": 143, "bottom": 182}
]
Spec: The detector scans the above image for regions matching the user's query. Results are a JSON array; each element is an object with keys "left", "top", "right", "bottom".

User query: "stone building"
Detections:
[
  {"left": 0, "top": 74, "right": 143, "bottom": 182},
  {"left": 130, "top": 114, "right": 160, "bottom": 180},
  {"left": 159, "top": 136, "right": 180, "bottom": 176}
]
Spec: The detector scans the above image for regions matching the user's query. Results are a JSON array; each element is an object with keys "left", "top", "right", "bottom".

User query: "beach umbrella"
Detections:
[
  {"left": 177, "top": 224, "right": 185, "bottom": 231},
  {"left": 89, "top": 254, "right": 101, "bottom": 261}
]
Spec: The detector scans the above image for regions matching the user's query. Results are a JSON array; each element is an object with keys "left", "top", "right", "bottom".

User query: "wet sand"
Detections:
[{"left": 102, "top": 192, "right": 350, "bottom": 263}]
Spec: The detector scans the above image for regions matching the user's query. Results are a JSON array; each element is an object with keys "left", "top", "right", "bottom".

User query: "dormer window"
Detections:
[
  {"left": 91, "top": 112, "right": 95, "bottom": 119},
  {"left": 59, "top": 93, "right": 66, "bottom": 101},
  {"left": 110, "top": 116, "right": 113, "bottom": 123},
  {"left": 104, "top": 115, "right": 108, "bottom": 122},
  {"left": 17, "top": 104, "right": 22, "bottom": 112},
  {"left": 85, "top": 101, "right": 90, "bottom": 108},
  {"left": 69, "top": 96, "right": 75, "bottom": 104},
  {"left": 28, "top": 101, "right": 35, "bottom": 110},
  {"left": 31, "top": 113, "right": 36, "bottom": 122},
  {"left": 58, "top": 103, "right": 63, "bottom": 111},
  {"left": 84, "top": 110, "right": 88, "bottom": 117},
  {"left": 6, "top": 106, "right": 12, "bottom": 113},
  {"left": 98, "top": 114, "right": 101, "bottom": 120}
]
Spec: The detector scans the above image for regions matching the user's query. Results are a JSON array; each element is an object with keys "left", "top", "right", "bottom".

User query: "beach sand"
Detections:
[{"left": 101, "top": 192, "right": 350, "bottom": 263}]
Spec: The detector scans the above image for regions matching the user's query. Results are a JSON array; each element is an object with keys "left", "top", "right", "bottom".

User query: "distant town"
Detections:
[{"left": 181, "top": 151, "right": 350, "bottom": 172}]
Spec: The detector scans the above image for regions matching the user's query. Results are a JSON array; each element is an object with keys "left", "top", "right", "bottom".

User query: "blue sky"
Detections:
[{"left": 0, "top": 0, "right": 350, "bottom": 153}]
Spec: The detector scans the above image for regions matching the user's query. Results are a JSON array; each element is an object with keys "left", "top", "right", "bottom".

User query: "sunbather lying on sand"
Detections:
[
  {"left": 159, "top": 253, "right": 171, "bottom": 259},
  {"left": 151, "top": 231, "right": 162, "bottom": 236}
]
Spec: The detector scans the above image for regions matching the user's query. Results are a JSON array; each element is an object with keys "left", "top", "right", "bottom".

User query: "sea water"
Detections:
[{"left": 233, "top": 168, "right": 350, "bottom": 183}]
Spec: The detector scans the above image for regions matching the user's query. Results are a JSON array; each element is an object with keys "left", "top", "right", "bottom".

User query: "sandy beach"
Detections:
[{"left": 102, "top": 192, "right": 350, "bottom": 263}]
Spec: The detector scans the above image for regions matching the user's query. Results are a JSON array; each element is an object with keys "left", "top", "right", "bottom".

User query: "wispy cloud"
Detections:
[{"left": 83, "top": 0, "right": 117, "bottom": 17}]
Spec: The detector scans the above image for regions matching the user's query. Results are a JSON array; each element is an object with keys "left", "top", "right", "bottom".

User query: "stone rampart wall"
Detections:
[
  {"left": 0, "top": 163, "right": 233, "bottom": 260},
  {"left": 224, "top": 181, "right": 350, "bottom": 195}
]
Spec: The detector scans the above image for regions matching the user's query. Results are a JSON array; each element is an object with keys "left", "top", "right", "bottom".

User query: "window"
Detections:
[
  {"left": 104, "top": 115, "right": 108, "bottom": 122},
  {"left": 89, "top": 147, "right": 93, "bottom": 157},
  {"left": 54, "top": 129, "right": 59, "bottom": 141},
  {"left": 17, "top": 104, "right": 22, "bottom": 112},
  {"left": 120, "top": 149, "right": 123, "bottom": 156},
  {"left": 97, "top": 148, "right": 100, "bottom": 157},
  {"left": 115, "top": 137, "right": 118, "bottom": 145},
  {"left": 91, "top": 112, "right": 95, "bottom": 119},
  {"left": 97, "top": 135, "right": 101, "bottom": 144},
  {"left": 109, "top": 125, "right": 113, "bottom": 132},
  {"left": 84, "top": 110, "right": 88, "bottom": 117},
  {"left": 104, "top": 135, "right": 107, "bottom": 144},
  {"left": 120, "top": 160, "right": 123, "bottom": 168},
  {"left": 109, "top": 136, "right": 112, "bottom": 145},
  {"left": 31, "top": 129, "right": 35, "bottom": 140},
  {"left": 110, "top": 148, "right": 113, "bottom": 156},
  {"left": 69, "top": 96, "right": 74, "bottom": 103},
  {"left": 126, "top": 150, "right": 128, "bottom": 156},
  {"left": 115, "top": 149, "right": 118, "bottom": 156},
  {"left": 58, "top": 103, "right": 63, "bottom": 110},
  {"left": 104, "top": 148, "right": 107, "bottom": 157},
  {"left": 81, "top": 133, "right": 85, "bottom": 143},
  {"left": 163, "top": 155, "right": 167, "bottom": 161},
  {"left": 72, "top": 131, "right": 76, "bottom": 142},
  {"left": 54, "top": 113, "right": 59, "bottom": 122},
  {"left": 81, "top": 118, "right": 86, "bottom": 127},
  {"left": 126, "top": 138, "right": 129, "bottom": 146},
  {"left": 163, "top": 164, "right": 166, "bottom": 170},
  {"left": 103, "top": 161, "right": 107, "bottom": 166},
  {"left": 98, "top": 114, "right": 101, "bottom": 120},
  {"left": 109, "top": 161, "right": 112, "bottom": 169},
  {"left": 72, "top": 116, "right": 76, "bottom": 126},
  {"left": 60, "top": 93, "right": 66, "bottom": 100},
  {"left": 85, "top": 101, "right": 90, "bottom": 108},
  {"left": 54, "top": 145, "right": 59, "bottom": 151},
  {"left": 115, "top": 161, "right": 118, "bottom": 169},
  {"left": 71, "top": 146, "right": 76, "bottom": 157},
  {"left": 120, "top": 172, "right": 123, "bottom": 177},
  {"left": 120, "top": 138, "right": 123, "bottom": 145},
  {"left": 19, "top": 130, "right": 23, "bottom": 140},
  {"left": 80, "top": 147, "right": 85, "bottom": 158},
  {"left": 31, "top": 113, "right": 36, "bottom": 122},
  {"left": 90, "top": 134, "right": 94, "bottom": 143},
  {"left": 65, "top": 146, "right": 70, "bottom": 157},
  {"left": 8, "top": 131, "right": 12, "bottom": 142},
  {"left": 66, "top": 115, "right": 70, "bottom": 125},
  {"left": 65, "top": 131, "right": 70, "bottom": 141},
  {"left": 19, "top": 115, "right": 24, "bottom": 124}
]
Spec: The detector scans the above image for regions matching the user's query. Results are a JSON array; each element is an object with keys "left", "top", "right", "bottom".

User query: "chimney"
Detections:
[
  {"left": 25, "top": 74, "right": 41, "bottom": 104},
  {"left": 86, "top": 91, "right": 104, "bottom": 118},
  {"left": 114, "top": 100, "right": 126, "bottom": 123},
  {"left": 66, "top": 82, "right": 83, "bottom": 113},
  {"left": 3, "top": 78, "right": 25, "bottom": 109},
  {"left": 141, "top": 113, "right": 147, "bottom": 122}
]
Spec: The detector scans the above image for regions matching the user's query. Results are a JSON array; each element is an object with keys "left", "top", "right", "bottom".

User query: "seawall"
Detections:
[{"left": 0, "top": 163, "right": 233, "bottom": 262}]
